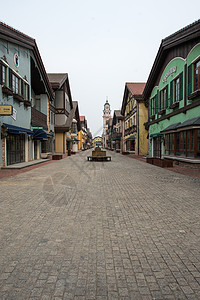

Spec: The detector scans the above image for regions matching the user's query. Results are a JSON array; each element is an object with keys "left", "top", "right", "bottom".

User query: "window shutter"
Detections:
[
  {"left": 9, "top": 69, "right": 13, "bottom": 90},
  {"left": 179, "top": 72, "right": 183, "bottom": 100},
  {"left": 155, "top": 94, "right": 157, "bottom": 114},
  {"left": 27, "top": 85, "right": 30, "bottom": 101},
  {"left": 166, "top": 85, "right": 168, "bottom": 108},
  {"left": 21, "top": 80, "right": 24, "bottom": 97},
  {"left": 0, "top": 61, "right": 2, "bottom": 84},
  {"left": 170, "top": 81, "right": 173, "bottom": 105},
  {"left": 159, "top": 91, "right": 162, "bottom": 111},
  {"left": 188, "top": 64, "right": 192, "bottom": 96}
]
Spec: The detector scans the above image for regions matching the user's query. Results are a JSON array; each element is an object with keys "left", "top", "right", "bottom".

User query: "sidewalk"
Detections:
[
  {"left": 128, "top": 154, "right": 200, "bottom": 179},
  {"left": 0, "top": 159, "right": 55, "bottom": 179}
]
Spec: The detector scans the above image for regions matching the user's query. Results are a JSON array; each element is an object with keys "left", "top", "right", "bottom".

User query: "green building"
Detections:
[{"left": 143, "top": 20, "right": 200, "bottom": 167}]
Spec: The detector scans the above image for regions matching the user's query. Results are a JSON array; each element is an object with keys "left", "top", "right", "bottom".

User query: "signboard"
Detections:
[
  {"left": 32, "top": 126, "right": 43, "bottom": 129},
  {"left": 11, "top": 108, "right": 17, "bottom": 121},
  {"left": 0, "top": 105, "right": 13, "bottom": 116}
]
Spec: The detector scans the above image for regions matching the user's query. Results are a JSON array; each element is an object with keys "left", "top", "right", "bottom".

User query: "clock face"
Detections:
[{"left": 106, "top": 105, "right": 109, "bottom": 109}]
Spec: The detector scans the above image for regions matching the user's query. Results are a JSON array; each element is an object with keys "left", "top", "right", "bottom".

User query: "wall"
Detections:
[{"left": 139, "top": 102, "right": 148, "bottom": 155}]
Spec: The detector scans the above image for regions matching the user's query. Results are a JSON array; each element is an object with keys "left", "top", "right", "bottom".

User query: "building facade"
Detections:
[
  {"left": 102, "top": 99, "right": 111, "bottom": 148},
  {"left": 121, "top": 83, "right": 148, "bottom": 155},
  {"left": 93, "top": 136, "right": 103, "bottom": 148},
  {"left": 0, "top": 22, "right": 54, "bottom": 167},
  {"left": 143, "top": 20, "right": 200, "bottom": 166},
  {"left": 112, "top": 110, "right": 124, "bottom": 152},
  {"left": 47, "top": 73, "right": 73, "bottom": 155}
]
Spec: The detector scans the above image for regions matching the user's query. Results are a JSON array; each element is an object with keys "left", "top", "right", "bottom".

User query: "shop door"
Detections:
[
  {"left": 153, "top": 137, "right": 162, "bottom": 158},
  {"left": 7, "top": 134, "right": 25, "bottom": 165}
]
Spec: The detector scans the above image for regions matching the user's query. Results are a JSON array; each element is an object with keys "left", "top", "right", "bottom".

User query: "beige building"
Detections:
[{"left": 121, "top": 82, "right": 148, "bottom": 155}]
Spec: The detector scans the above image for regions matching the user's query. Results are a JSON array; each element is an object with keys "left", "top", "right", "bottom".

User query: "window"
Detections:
[
  {"left": 71, "top": 122, "right": 77, "bottom": 134},
  {"left": 165, "top": 130, "right": 197, "bottom": 158},
  {"left": 159, "top": 86, "right": 168, "bottom": 110},
  {"left": 0, "top": 61, "right": 7, "bottom": 85},
  {"left": 12, "top": 73, "right": 19, "bottom": 94},
  {"left": 150, "top": 94, "right": 157, "bottom": 115},
  {"left": 194, "top": 60, "right": 200, "bottom": 91},
  {"left": 174, "top": 78, "right": 180, "bottom": 103},
  {"left": 170, "top": 72, "right": 183, "bottom": 105}
]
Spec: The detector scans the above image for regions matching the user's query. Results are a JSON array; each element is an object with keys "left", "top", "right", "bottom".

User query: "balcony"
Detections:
[
  {"left": 125, "top": 125, "right": 137, "bottom": 136},
  {"left": 112, "top": 132, "right": 122, "bottom": 140},
  {"left": 31, "top": 107, "right": 47, "bottom": 130}
]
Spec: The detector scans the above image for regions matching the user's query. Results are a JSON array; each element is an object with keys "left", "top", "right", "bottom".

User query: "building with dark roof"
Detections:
[
  {"left": 143, "top": 20, "right": 200, "bottom": 166},
  {"left": 121, "top": 82, "right": 147, "bottom": 155},
  {"left": 47, "top": 73, "right": 73, "bottom": 154}
]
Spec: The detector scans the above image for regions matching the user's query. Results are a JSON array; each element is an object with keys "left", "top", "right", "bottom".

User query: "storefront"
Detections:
[
  {"left": 143, "top": 21, "right": 200, "bottom": 166},
  {"left": 2, "top": 123, "right": 33, "bottom": 166}
]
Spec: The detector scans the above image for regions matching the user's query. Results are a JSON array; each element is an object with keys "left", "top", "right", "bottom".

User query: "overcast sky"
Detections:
[{"left": 1, "top": 0, "right": 200, "bottom": 136}]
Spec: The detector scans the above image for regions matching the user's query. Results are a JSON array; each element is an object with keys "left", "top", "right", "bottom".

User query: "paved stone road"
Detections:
[{"left": 0, "top": 150, "right": 200, "bottom": 300}]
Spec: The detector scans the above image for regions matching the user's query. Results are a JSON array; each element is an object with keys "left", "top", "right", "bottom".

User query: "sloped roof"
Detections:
[
  {"left": 121, "top": 82, "right": 146, "bottom": 115},
  {"left": 126, "top": 82, "right": 146, "bottom": 96},
  {"left": 143, "top": 19, "right": 200, "bottom": 100},
  {"left": 80, "top": 116, "right": 85, "bottom": 122},
  {"left": 47, "top": 73, "right": 68, "bottom": 89},
  {"left": 0, "top": 22, "right": 54, "bottom": 101}
]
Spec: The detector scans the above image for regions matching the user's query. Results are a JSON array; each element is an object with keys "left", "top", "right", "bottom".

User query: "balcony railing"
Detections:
[
  {"left": 31, "top": 107, "right": 47, "bottom": 130},
  {"left": 125, "top": 125, "right": 137, "bottom": 136}
]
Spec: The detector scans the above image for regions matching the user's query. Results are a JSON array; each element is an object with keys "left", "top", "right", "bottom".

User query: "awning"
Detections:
[
  {"left": 3, "top": 123, "right": 33, "bottom": 135},
  {"left": 176, "top": 116, "right": 200, "bottom": 129},
  {"left": 150, "top": 133, "right": 163, "bottom": 138},
  {"left": 126, "top": 135, "right": 136, "bottom": 140},
  {"left": 33, "top": 129, "right": 48, "bottom": 141},
  {"left": 161, "top": 123, "right": 181, "bottom": 133}
]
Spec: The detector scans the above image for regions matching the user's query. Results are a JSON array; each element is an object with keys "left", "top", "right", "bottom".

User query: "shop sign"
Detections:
[
  {"left": 162, "top": 66, "right": 177, "bottom": 83},
  {"left": 0, "top": 105, "right": 13, "bottom": 115},
  {"left": 32, "top": 126, "right": 43, "bottom": 129}
]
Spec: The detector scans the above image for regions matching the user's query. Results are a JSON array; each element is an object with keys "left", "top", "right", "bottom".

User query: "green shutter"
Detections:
[
  {"left": 179, "top": 72, "right": 183, "bottom": 100},
  {"left": 166, "top": 85, "right": 168, "bottom": 108},
  {"left": 159, "top": 91, "right": 162, "bottom": 111},
  {"left": 188, "top": 64, "right": 192, "bottom": 96},
  {"left": 155, "top": 94, "right": 157, "bottom": 114},
  {"left": 149, "top": 99, "right": 152, "bottom": 116},
  {"left": 170, "top": 81, "right": 173, "bottom": 105}
]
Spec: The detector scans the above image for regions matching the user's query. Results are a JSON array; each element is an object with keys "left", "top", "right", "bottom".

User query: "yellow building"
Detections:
[
  {"left": 121, "top": 82, "right": 148, "bottom": 155},
  {"left": 78, "top": 130, "right": 83, "bottom": 150},
  {"left": 92, "top": 136, "right": 103, "bottom": 148}
]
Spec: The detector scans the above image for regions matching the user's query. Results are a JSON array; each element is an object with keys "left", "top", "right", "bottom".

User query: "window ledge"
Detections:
[
  {"left": 169, "top": 102, "right": 179, "bottom": 109},
  {"left": 158, "top": 109, "right": 166, "bottom": 115},
  {"left": 163, "top": 155, "right": 200, "bottom": 164},
  {"left": 188, "top": 89, "right": 200, "bottom": 100},
  {"left": 24, "top": 100, "right": 31, "bottom": 106},
  {"left": 13, "top": 93, "right": 24, "bottom": 102},
  {"left": 2, "top": 85, "right": 13, "bottom": 96},
  {"left": 150, "top": 114, "right": 155, "bottom": 120}
]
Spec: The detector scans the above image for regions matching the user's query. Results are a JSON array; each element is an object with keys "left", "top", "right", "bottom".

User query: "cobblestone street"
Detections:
[{"left": 0, "top": 150, "right": 200, "bottom": 300}]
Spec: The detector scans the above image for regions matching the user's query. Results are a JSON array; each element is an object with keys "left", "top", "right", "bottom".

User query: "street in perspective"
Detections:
[
  {"left": 0, "top": 150, "right": 200, "bottom": 300},
  {"left": 0, "top": 9, "right": 200, "bottom": 300}
]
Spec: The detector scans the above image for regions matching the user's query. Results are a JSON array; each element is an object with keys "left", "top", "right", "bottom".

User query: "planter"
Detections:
[
  {"left": 146, "top": 157, "right": 173, "bottom": 168},
  {"left": 169, "top": 102, "right": 179, "bottom": 109},
  {"left": 13, "top": 93, "right": 24, "bottom": 102}
]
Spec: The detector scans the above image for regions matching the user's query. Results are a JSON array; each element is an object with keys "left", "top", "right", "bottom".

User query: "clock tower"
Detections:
[{"left": 102, "top": 99, "right": 111, "bottom": 148}]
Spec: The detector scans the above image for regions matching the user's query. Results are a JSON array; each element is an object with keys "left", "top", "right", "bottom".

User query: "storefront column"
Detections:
[{"left": 25, "top": 135, "right": 29, "bottom": 162}]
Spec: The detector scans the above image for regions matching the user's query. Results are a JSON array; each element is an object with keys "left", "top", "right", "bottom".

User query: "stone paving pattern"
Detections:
[{"left": 0, "top": 150, "right": 200, "bottom": 300}]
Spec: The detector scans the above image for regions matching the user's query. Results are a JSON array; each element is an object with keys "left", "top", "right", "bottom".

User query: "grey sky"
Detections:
[{"left": 1, "top": 0, "right": 200, "bottom": 136}]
